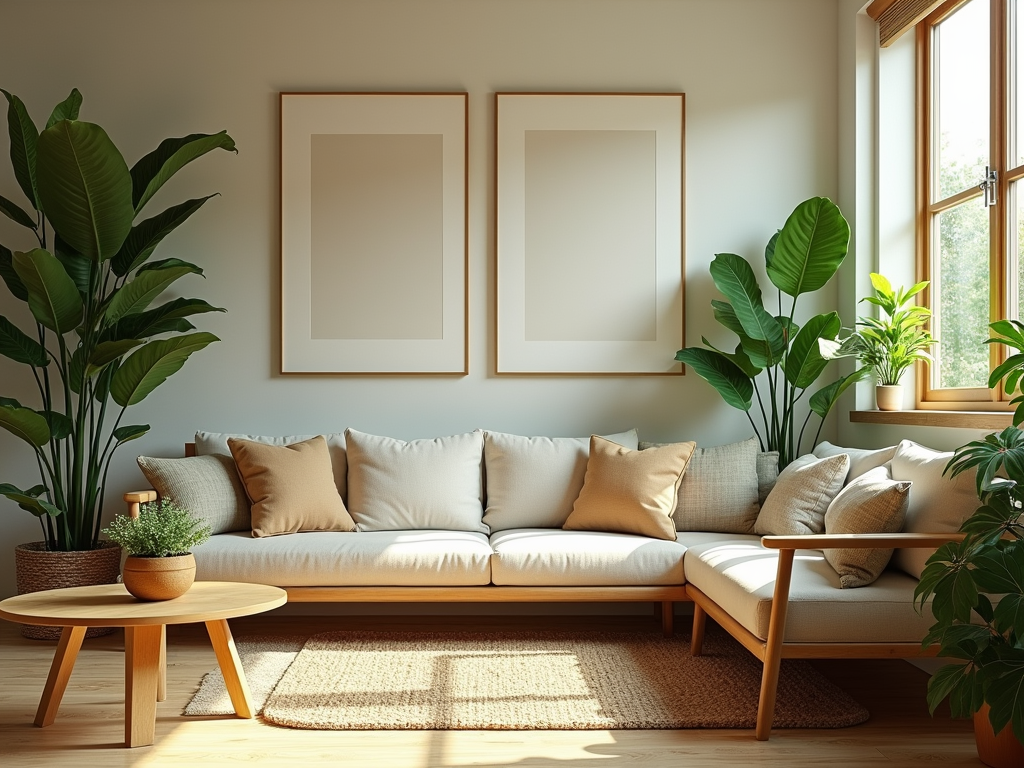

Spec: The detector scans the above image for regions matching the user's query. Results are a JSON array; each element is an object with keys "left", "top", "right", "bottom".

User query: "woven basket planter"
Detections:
[{"left": 14, "top": 541, "right": 123, "bottom": 640}]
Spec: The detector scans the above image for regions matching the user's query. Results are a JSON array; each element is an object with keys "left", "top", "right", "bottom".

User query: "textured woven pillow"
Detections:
[
  {"left": 812, "top": 441, "right": 897, "bottom": 484},
  {"left": 228, "top": 435, "right": 356, "bottom": 538},
  {"left": 563, "top": 436, "right": 696, "bottom": 541},
  {"left": 345, "top": 429, "right": 485, "bottom": 533},
  {"left": 754, "top": 453, "right": 850, "bottom": 536},
  {"left": 483, "top": 429, "right": 639, "bottom": 531},
  {"left": 889, "top": 439, "right": 979, "bottom": 578},
  {"left": 196, "top": 431, "right": 348, "bottom": 501},
  {"left": 823, "top": 465, "right": 911, "bottom": 588},
  {"left": 756, "top": 451, "right": 780, "bottom": 506},
  {"left": 137, "top": 454, "right": 250, "bottom": 535}
]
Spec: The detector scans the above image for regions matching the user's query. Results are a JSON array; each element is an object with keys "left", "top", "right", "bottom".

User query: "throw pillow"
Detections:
[
  {"left": 137, "top": 454, "right": 250, "bottom": 535},
  {"left": 812, "top": 441, "right": 897, "bottom": 484},
  {"left": 756, "top": 451, "right": 780, "bottom": 506},
  {"left": 889, "top": 439, "right": 980, "bottom": 578},
  {"left": 228, "top": 435, "right": 356, "bottom": 538},
  {"left": 482, "top": 429, "right": 639, "bottom": 531},
  {"left": 345, "top": 429, "right": 486, "bottom": 533},
  {"left": 562, "top": 436, "right": 696, "bottom": 541},
  {"left": 196, "top": 431, "right": 348, "bottom": 501},
  {"left": 753, "top": 453, "right": 850, "bottom": 536},
  {"left": 822, "top": 465, "right": 911, "bottom": 588}
]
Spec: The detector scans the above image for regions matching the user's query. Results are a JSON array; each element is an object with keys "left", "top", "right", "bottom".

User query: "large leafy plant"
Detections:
[
  {"left": 0, "top": 88, "right": 235, "bottom": 551},
  {"left": 675, "top": 197, "right": 867, "bottom": 468}
]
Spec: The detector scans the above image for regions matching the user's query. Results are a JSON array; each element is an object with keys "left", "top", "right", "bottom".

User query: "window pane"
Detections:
[
  {"left": 1014, "top": 0, "right": 1024, "bottom": 167},
  {"left": 936, "top": 0, "right": 990, "bottom": 201},
  {"left": 934, "top": 200, "right": 991, "bottom": 389},
  {"left": 1014, "top": 181, "right": 1024, "bottom": 319}
]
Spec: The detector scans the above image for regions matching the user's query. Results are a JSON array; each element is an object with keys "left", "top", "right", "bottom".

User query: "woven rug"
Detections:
[{"left": 185, "top": 628, "right": 869, "bottom": 730}]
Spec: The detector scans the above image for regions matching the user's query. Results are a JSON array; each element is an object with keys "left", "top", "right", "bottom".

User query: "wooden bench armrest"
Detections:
[
  {"left": 760, "top": 532, "right": 963, "bottom": 549},
  {"left": 123, "top": 490, "right": 157, "bottom": 519}
]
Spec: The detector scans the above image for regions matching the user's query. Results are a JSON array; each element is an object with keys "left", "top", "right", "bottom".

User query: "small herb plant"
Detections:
[{"left": 102, "top": 499, "right": 210, "bottom": 557}]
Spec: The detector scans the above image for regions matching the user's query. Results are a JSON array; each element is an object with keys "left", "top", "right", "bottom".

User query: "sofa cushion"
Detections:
[
  {"left": 345, "top": 429, "right": 486, "bottom": 533},
  {"left": 678, "top": 437, "right": 760, "bottom": 533},
  {"left": 889, "top": 439, "right": 979, "bottom": 578},
  {"left": 137, "top": 454, "right": 250, "bottom": 534},
  {"left": 192, "top": 530, "right": 492, "bottom": 586},
  {"left": 754, "top": 453, "right": 849, "bottom": 536},
  {"left": 196, "top": 430, "right": 348, "bottom": 501},
  {"left": 683, "top": 537, "right": 935, "bottom": 643},
  {"left": 812, "top": 441, "right": 897, "bottom": 484},
  {"left": 823, "top": 466, "right": 910, "bottom": 588},
  {"left": 489, "top": 529, "right": 686, "bottom": 586},
  {"left": 229, "top": 436, "right": 357, "bottom": 538},
  {"left": 563, "top": 437, "right": 695, "bottom": 540},
  {"left": 756, "top": 450, "right": 780, "bottom": 505},
  {"left": 482, "top": 428, "right": 638, "bottom": 532}
]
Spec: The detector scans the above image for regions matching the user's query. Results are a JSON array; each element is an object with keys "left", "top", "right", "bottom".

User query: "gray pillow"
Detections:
[
  {"left": 137, "top": 454, "right": 250, "bottom": 534},
  {"left": 756, "top": 451, "right": 780, "bottom": 506},
  {"left": 672, "top": 437, "right": 760, "bottom": 533}
]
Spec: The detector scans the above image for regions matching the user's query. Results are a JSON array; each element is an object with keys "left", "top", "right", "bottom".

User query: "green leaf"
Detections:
[
  {"left": 136, "top": 257, "right": 203, "bottom": 276},
  {"left": 36, "top": 120, "right": 134, "bottom": 262},
  {"left": 53, "top": 235, "right": 93, "bottom": 296},
  {"left": 711, "top": 299, "right": 745, "bottom": 336},
  {"left": 93, "top": 359, "right": 118, "bottom": 403},
  {"left": 808, "top": 366, "right": 871, "bottom": 418},
  {"left": 926, "top": 663, "right": 973, "bottom": 715},
  {"left": 0, "top": 244, "right": 28, "bottom": 300},
  {"left": 67, "top": 346, "right": 85, "bottom": 395},
  {"left": 766, "top": 197, "right": 850, "bottom": 297},
  {"left": 131, "top": 132, "right": 236, "bottom": 214},
  {"left": 104, "top": 265, "right": 204, "bottom": 326},
  {"left": 113, "top": 424, "right": 150, "bottom": 443},
  {"left": 700, "top": 337, "right": 761, "bottom": 378},
  {"left": 709, "top": 253, "right": 786, "bottom": 347},
  {"left": 0, "top": 483, "right": 61, "bottom": 519},
  {"left": 0, "top": 315, "right": 48, "bottom": 366},
  {"left": 87, "top": 339, "right": 144, "bottom": 374},
  {"left": 764, "top": 231, "right": 779, "bottom": 269},
  {"left": 0, "top": 404, "right": 50, "bottom": 447},
  {"left": 44, "top": 88, "right": 82, "bottom": 130},
  {"left": 111, "top": 195, "right": 216, "bottom": 276},
  {"left": 37, "top": 410, "right": 72, "bottom": 441},
  {"left": 993, "top": 593, "right": 1024, "bottom": 636},
  {"left": 2, "top": 89, "right": 39, "bottom": 209},
  {"left": 104, "top": 297, "right": 224, "bottom": 341},
  {"left": 784, "top": 312, "right": 841, "bottom": 389},
  {"left": 110, "top": 332, "right": 219, "bottom": 406},
  {"left": 674, "top": 347, "right": 753, "bottom": 411},
  {"left": 0, "top": 193, "right": 36, "bottom": 229},
  {"left": 12, "top": 248, "right": 83, "bottom": 333},
  {"left": 982, "top": 660, "right": 1024, "bottom": 742}
]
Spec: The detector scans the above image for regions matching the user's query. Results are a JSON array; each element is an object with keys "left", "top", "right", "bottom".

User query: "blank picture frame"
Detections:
[
  {"left": 280, "top": 92, "right": 468, "bottom": 374},
  {"left": 495, "top": 93, "right": 685, "bottom": 375}
]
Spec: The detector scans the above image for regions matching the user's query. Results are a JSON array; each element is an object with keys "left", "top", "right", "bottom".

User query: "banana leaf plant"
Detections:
[
  {"left": 675, "top": 197, "right": 868, "bottom": 468},
  {"left": 0, "top": 88, "right": 235, "bottom": 551}
]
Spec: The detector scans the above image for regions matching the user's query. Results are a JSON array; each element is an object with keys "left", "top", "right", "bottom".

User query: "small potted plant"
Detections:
[{"left": 102, "top": 500, "right": 211, "bottom": 601}]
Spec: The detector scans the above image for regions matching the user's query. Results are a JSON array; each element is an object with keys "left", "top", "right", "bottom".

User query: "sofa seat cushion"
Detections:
[
  {"left": 192, "top": 530, "right": 492, "bottom": 586},
  {"left": 490, "top": 529, "right": 686, "bottom": 586},
  {"left": 683, "top": 538, "right": 934, "bottom": 643}
]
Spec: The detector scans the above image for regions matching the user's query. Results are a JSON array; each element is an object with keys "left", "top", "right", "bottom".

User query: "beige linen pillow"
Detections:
[
  {"left": 345, "top": 429, "right": 485, "bottom": 533},
  {"left": 228, "top": 435, "right": 356, "bottom": 538},
  {"left": 756, "top": 451, "right": 780, "bottom": 506},
  {"left": 812, "top": 441, "right": 897, "bottom": 484},
  {"left": 754, "top": 453, "right": 850, "bottom": 536},
  {"left": 137, "top": 454, "right": 250, "bottom": 534},
  {"left": 563, "top": 436, "right": 696, "bottom": 541},
  {"left": 889, "top": 439, "right": 979, "bottom": 578},
  {"left": 822, "top": 465, "right": 911, "bottom": 588}
]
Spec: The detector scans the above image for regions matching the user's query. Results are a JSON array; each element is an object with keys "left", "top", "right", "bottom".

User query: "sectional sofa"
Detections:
[{"left": 125, "top": 428, "right": 977, "bottom": 739}]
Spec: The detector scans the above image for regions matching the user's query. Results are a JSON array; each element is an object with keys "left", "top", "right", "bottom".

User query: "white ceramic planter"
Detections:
[{"left": 875, "top": 384, "right": 903, "bottom": 411}]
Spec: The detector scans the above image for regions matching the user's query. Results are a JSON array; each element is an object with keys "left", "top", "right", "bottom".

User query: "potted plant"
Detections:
[
  {"left": 102, "top": 499, "right": 211, "bottom": 600},
  {"left": 675, "top": 196, "right": 868, "bottom": 468},
  {"left": 0, "top": 87, "right": 233, "bottom": 630}
]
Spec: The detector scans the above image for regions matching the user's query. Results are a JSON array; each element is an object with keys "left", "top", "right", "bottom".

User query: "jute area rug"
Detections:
[{"left": 185, "top": 628, "right": 869, "bottom": 730}]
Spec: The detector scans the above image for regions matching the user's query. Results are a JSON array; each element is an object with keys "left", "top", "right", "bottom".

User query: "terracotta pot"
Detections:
[
  {"left": 974, "top": 705, "right": 1024, "bottom": 768},
  {"left": 121, "top": 553, "right": 196, "bottom": 601},
  {"left": 14, "top": 541, "right": 122, "bottom": 640},
  {"left": 875, "top": 384, "right": 904, "bottom": 411}
]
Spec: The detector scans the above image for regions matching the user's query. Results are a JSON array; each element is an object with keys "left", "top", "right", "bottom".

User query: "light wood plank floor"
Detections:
[{"left": 0, "top": 612, "right": 980, "bottom": 768}]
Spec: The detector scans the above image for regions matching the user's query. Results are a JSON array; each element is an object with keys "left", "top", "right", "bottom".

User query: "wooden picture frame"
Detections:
[
  {"left": 280, "top": 92, "right": 468, "bottom": 374},
  {"left": 495, "top": 92, "right": 685, "bottom": 375}
]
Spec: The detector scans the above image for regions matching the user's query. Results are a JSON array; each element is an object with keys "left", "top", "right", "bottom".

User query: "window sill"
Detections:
[{"left": 850, "top": 410, "right": 1014, "bottom": 430}]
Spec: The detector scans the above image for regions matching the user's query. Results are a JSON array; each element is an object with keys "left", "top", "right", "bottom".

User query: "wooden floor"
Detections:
[{"left": 0, "top": 612, "right": 980, "bottom": 768}]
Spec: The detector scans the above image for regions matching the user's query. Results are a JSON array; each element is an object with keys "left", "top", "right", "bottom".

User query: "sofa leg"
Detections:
[
  {"left": 691, "top": 603, "right": 707, "bottom": 656},
  {"left": 661, "top": 601, "right": 674, "bottom": 636},
  {"left": 755, "top": 548, "right": 795, "bottom": 741}
]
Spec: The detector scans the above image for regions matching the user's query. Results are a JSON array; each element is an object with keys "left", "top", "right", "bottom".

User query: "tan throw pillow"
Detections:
[
  {"left": 137, "top": 454, "right": 250, "bottom": 535},
  {"left": 563, "top": 436, "right": 696, "bottom": 541},
  {"left": 823, "top": 466, "right": 911, "bottom": 588},
  {"left": 228, "top": 435, "right": 357, "bottom": 538},
  {"left": 754, "top": 453, "right": 850, "bottom": 536}
]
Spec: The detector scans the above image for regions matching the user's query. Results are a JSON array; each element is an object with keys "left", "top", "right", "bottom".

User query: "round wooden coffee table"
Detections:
[{"left": 0, "top": 581, "right": 287, "bottom": 748}]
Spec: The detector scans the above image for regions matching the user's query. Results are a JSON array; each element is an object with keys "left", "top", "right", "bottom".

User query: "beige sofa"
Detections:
[{"left": 125, "top": 430, "right": 975, "bottom": 739}]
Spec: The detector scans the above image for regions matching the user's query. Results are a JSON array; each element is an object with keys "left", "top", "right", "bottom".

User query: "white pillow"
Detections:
[
  {"left": 889, "top": 439, "right": 979, "bottom": 578},
  {"left": 345, "top": 429, "right": 485, "bottom": 533},
  {"left": 196, "top": 431, "right": 348, "bottom": 501},
  {"left": 812, "top": 441, "right": 896, "bottom": 484},
  {"left": 754, "top": 453, "right": 850, "bottom": 536},
  {"left": 482, "top": 429, "right": 638, "bottom": 531}
]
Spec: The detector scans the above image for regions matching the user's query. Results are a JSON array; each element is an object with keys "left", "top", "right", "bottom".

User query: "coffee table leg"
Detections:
[
  {"left": 205, "top": 619, "right": 254, "bottom": 718},
  {"left": 34, "top": 625, "right": 86, "bottom": 727},
  {"left": 124, "top": 624, "right": 163, "bottom": 748}
]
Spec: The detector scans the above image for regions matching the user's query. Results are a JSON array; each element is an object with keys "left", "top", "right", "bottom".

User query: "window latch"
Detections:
[{"left": 981, "top": 166, "right": 998, "bottom": 206}]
